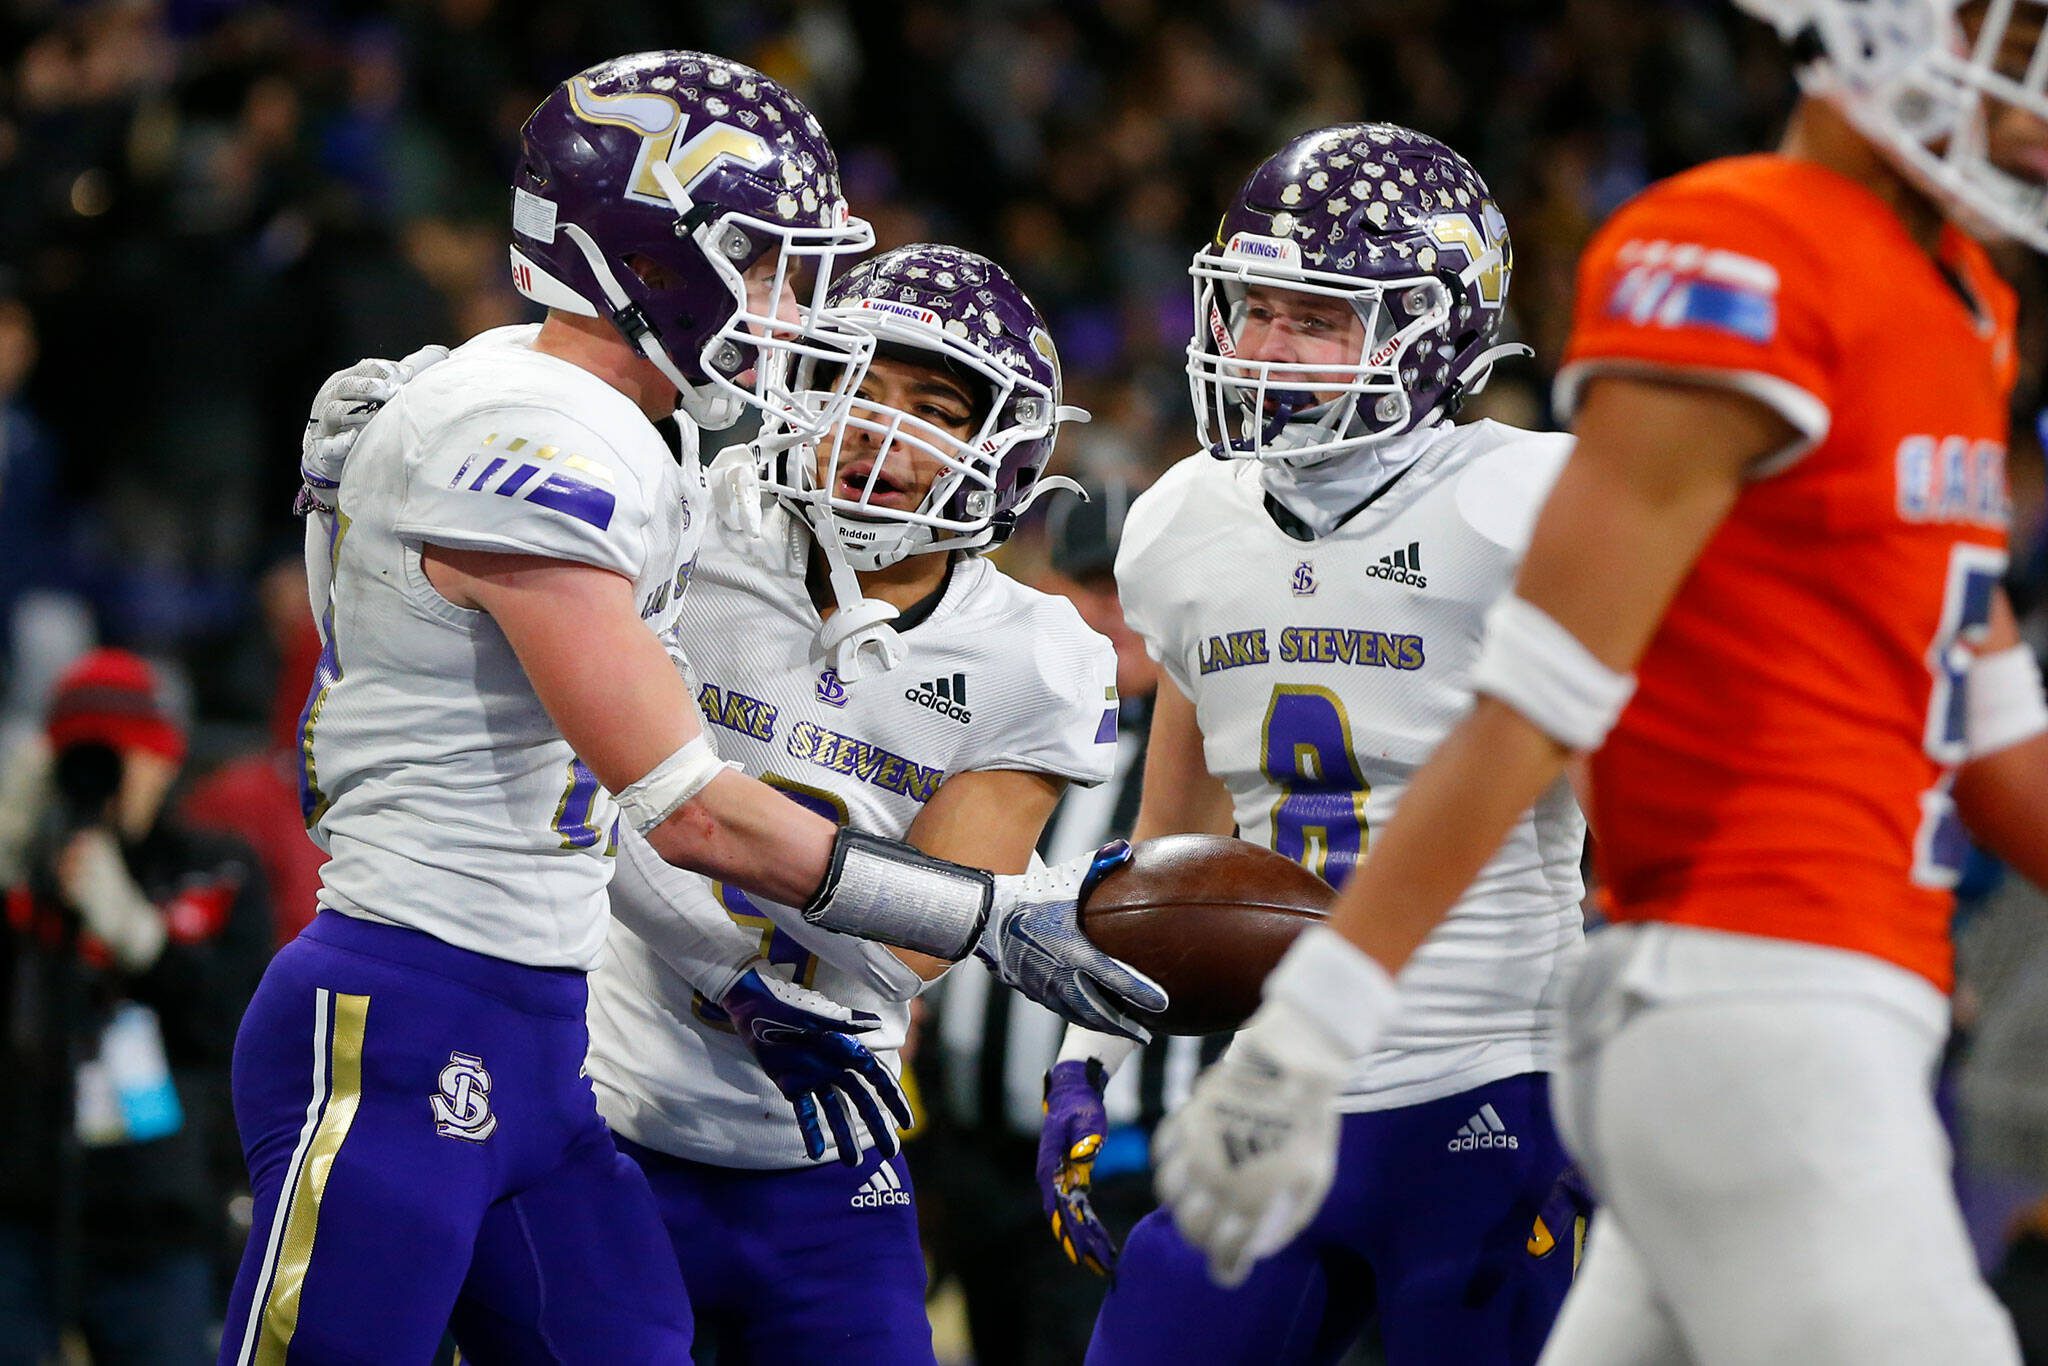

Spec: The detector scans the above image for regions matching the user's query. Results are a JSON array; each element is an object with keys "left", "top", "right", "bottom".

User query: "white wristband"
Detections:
[
  {"left": 1262, "top": 926, "right": 1399, "bottom": 1058},
  {"left": 1471, "top": 594, "right": 1637, "bottom": 751},
  {"left": 1969, "top": 643, "right": 2048, "bottom": 758},
  {"left": 613, "top": 735, "right": 736, "bottom": 834}
]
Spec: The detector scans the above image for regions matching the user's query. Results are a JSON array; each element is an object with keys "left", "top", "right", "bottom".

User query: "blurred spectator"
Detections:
[
  {"left": 4, "top": 0, "right": 2038, "bottom": 744},
  {"left": 0, "top": 295, "right": 100, "bottom": 710},
  {"left": 180, "top": 555, "right": 327, "bottom": 945},
  {"left": 0, "top": 650, "right": 270, "bottom": 1365}
]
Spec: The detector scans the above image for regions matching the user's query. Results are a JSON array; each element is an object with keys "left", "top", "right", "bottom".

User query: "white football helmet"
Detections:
[{"left": 1734, "top": 0, "right": 2048, "bottom": 250}]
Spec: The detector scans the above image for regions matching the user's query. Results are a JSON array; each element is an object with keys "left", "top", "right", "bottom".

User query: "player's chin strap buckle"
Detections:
[
  {"left": 817, "top": 597, "right": 904, "bottom": 681},
  {"left": 804, "top": 500, "right": 905, "bottom": 681}
]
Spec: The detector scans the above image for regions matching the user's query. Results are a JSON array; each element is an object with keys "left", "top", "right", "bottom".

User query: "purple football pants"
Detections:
[
  {"left": 616, "top": 1135, "right": 935, "bottom": 1366},
  {"left": 1089, "top": 1072, "right": 1579, "bottom": 1366},
  {"left": 219, "top": 912, "right": 693, "bottom": 1364}
]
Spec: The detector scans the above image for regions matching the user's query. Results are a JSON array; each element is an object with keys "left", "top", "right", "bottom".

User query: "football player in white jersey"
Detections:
[
  {"left": 575, "top": 241, "right": 1121, "bottom": 1362},
  {"left": 1040, "top": 125, "right": 1591, "bottom": 1366},
  {"left": 221, "top": 53, "right": 1162, "bottom": 1365}
]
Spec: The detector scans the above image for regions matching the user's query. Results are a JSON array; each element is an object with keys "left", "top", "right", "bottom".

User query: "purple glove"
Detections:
[
  {"left": 1038, "top": 1058, "right": 1119, "bottom": 1279},
  {"left": 720, "top": 967, "right": 913, "bottom": 1166},
  {"left": 1528, "top": 1163, "right": 1596, "bottom": 1264}
]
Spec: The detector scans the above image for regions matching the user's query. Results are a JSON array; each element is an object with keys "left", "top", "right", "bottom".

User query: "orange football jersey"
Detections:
[{"left": 1557, "top": 155, "right": 2018, "bottom": 991}]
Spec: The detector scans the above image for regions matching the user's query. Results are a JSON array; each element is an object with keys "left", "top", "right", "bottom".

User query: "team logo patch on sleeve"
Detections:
[
  {"left": 447, "top": 435, "right": 618, "bottom": 531},
  {"left": 1604, "top": 239, "right": 1779, "bottom": 345}
]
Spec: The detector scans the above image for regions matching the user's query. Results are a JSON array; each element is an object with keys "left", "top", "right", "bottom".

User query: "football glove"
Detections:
[
  {"left": 1155, "top": 924, "right": 1397, "bottom": 1286},
  {"left": 1527, "top": 1163, "right": 1595, "bottom": 1264},
  {"left": 1039, "top": 1058, "right": 1119, "bottom": 1279},
  {"left": 297, "top": 345, "right": 450, "bottom": 513},
  {"left": 1153, "top": 996, "right": 1348, "bottom": 1287},
  {"left": 981, "top": 841, "right": 1168, "bottom": 1044},
  {"left": 718, "top": 964, "right": 913, "bottom": 1166}
]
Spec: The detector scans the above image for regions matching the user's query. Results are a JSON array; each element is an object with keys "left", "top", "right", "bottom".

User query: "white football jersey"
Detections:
[
  {"left": 587, "top": 499, "right": 1119, "bottom": 1168},
  {"left": 1118, "top": 420, "right": 1587, "bottom": 1110},
  {"left": 305, "top": 324, "right": 704, "bottom": 970}
]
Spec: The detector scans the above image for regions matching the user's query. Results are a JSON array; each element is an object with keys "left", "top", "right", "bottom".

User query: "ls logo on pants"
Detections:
[{"left": 432, "top": 1051, "right": 498, "bottom": 1142}]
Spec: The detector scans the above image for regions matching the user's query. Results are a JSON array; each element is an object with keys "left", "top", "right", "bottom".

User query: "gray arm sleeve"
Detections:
[{"left": 800, "top": 829, "right": 993, "bottom": 961}]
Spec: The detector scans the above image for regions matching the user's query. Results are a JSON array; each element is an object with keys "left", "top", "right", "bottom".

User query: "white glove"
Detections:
[
  {"left": 1152, "top": 927, "right": 1398, "bottom": 1286},
  {"left": 298, "top": 345, "right": 451, "bottom": 511},
  {"left": 57, "top": 830, "right": 166, "bottom": 972}
]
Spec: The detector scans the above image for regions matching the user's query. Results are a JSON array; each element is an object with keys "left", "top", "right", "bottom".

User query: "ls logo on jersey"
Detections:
[
  {"left": 816, "top": 669, "right": 848, "bottom": 707},
  {"left": 431, "top": 1052, "right": 498, "bottom": 1143},
  {"left": 1604, "top": 239, "right": 1779, "bottom": 345},
  {"left": 1291, "top": 562, "right": 1317, "bottom": 596}
]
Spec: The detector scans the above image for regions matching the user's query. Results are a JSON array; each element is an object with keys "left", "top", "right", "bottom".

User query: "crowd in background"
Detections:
[
  {"left": 3, "top": 0, "right": 2048, "bottom": 1360},
  {"left": 5, "top": 0, "right": 2042, "bottom": 750}
]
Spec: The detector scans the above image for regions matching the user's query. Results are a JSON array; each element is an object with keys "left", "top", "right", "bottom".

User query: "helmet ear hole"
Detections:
[{"left": 624, "top": 254, "right": 674, "bottom": 290}]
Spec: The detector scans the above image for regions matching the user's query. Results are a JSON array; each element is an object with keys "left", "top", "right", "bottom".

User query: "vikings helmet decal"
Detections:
[
  {"left": 1189, "top": 122, "right": 1526, "bottom": 464},
  {"left": 510, "top": 51, "right": 875, "bottom": 430},
  {"left": 761, "top": 242, "right": 1087, "bottom": 571}
]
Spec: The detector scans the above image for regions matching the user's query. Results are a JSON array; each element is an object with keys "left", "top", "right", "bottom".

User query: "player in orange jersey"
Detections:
[{"left": 1157, "top": 3, "right": 2048, "bottom": 1361}]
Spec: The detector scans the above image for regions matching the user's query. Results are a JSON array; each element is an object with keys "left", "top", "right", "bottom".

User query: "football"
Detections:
[{"left": 1080, "top": 834, "right": 1334, "bottom": 1036}]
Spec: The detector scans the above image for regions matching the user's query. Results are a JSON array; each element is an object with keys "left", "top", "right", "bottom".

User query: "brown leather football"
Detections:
[{"left": 1080, "top": 834, "right": 1333, "bottom": 1036}]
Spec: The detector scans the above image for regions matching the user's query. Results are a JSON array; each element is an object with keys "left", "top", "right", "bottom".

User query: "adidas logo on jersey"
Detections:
[
  {"left": 1366, "top": 541, "right": 1427, "bottom": 589},
  {"left": 906, "top": 673, "right": 971, "bottom": 724},
  {"left": 1448, "top": 1103, "right": 1518, "bottom": 1153},
  {"left": 851, "top": 1163, "right": 912, "bottom": 1209}
]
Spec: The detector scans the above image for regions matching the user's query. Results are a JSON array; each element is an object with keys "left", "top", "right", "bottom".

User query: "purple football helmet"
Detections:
[
  {"left": 510, "top": 51, "right": 876, "bottom": 430},
  {"left": 762, "top": 243, "right": 1088, "bottom": 569},
  {"left": 1188, "top": 122, "right": 1526, "bottom": 464}
]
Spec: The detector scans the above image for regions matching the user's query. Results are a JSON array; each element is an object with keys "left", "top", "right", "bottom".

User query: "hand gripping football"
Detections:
[{"left": 1079, "top": 835, "right": 1333, "bottom": 1035}]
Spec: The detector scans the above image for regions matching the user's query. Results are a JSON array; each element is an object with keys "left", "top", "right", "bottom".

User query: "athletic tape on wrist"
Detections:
[
  {"left": 1263, "top": 926, "right": 1399, "bottom": 1058},
  {"left": 1056, "top": 1027, "right": 1141, "bottom": 1075},
  {"left": 1470, "top": 595, "right": 1636, "bottom": 751},
  {"left": 614, "top": 735, "right": 736, "bottom": 834},
  {"left": 802, "top": 829, "right": 993, "bottom": 959},
  {"left": 1969, "top": 643, "right": 2048, "bottom": 758}
]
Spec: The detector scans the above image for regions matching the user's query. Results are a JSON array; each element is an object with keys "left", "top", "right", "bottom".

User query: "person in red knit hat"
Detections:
[{"left": 0, "top": 648, "right": 272, "bottom": 1365}]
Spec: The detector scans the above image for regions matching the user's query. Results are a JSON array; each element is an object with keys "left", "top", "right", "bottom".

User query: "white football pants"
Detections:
[{"left": 1538, "top": 922, "right": 2020, "bottom": 1365}]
